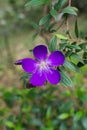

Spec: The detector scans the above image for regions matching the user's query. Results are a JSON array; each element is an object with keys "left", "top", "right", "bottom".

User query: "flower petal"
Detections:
[
  {"left": 22, "top": 58, "right": 37, "bottom": 73},
  {"left": 30, "top": 70, "right": 46, "bottom": 86},
  {"left": 33, "top": 45, "right": 48, "bottom": 60},
  {"left": 48, "top": 51, "right": 65, "bottom": 66},
  {"left": 45, "top": 68, "right": 61, "bottom": 85},
  {"left": 14, "top": 59, "right": 22, "bottom": 65}
]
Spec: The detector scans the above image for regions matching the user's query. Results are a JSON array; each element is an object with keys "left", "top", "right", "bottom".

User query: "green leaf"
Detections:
[
  {"left": 32, "top": 32, "right": 38, "bottom": 40},
  {"left": 54, "top": 0, "right": 67, "bottom": 11},
  {"left": 64, "top": 60, "right": 80, "bottom": 73},
  {"left": 50, "top": 9, "right": 58, "bottom": 19},
  {"left": 59, "top": 43, "right": 67, "bottom": 50},
  {"left": 5, "top": 121, "right": 15, "bottom": 128},
  {"left": 83, "top": 51, "right": 87, "bottom": 59},
  {"left": 59, "top": 42, "right": 67, "bottom": 50},
  {"left": 55, "top": 33, "right": 67, "bottom": 40},
  {"left": 65, "top": 50, "right": 73, "bottom": 57},
  {"left": 58, "top": 113, "right": 70, "bottom": 120},
  {"left": 77, "top": 62, "right": 84, "bottom": 68},
  {"left": 39, "top": 14, "right": 51, "bottom": 25},
  {"left": 83, "top": 51, "right": 87, "bottom": 64},
  {"left": 61, "top": 90, "right": 72, "bottom": 96},
  {"left": 31, "top": 22, "right": 38, "bottom": 30},
  {"left": 29, "top": 118, "right": 42, "bottom": 126},
  {"left": 66, "top": 44, "right": 81, "bottom": 50},
  {"left": 79, "top": 43, "right": 87, "bottom": 51},
  {"left": 75, "top": 43, "right": 87, "bottom": 52},
  {"left": 59, "top": 123, "right": 67, "bottom": 130},
  {"left": 48, "top": 22, "right": 56, "bottom": 32},
  {"left": 60, "top": 68, "right": 73, "bottom": 87},
  {"left": 25, "top": 0, "right": 49, "bottom": 7},
  {"left": 46, "top": 106, "right": 52, "bottom": 119},
  {"left": 82, "top": 117, "right": 87, "bottom": 129},
  {"left": 70, "top": 53, "right": 84, "bottom": 63},
  {"left": 73, "top": 111, "right": 83, "bottom": 122},
  {"left": 41, "top": 128, "right": 54, "bottom": 130},
  {"left": 62, "top": 7, "right": 78, "bottom": 16},
  {"left": 75, "top": 19, "right": 79, "bottom": 38},
  {"left": 49, "top": 36, "right": 57, "bottom": 52}
]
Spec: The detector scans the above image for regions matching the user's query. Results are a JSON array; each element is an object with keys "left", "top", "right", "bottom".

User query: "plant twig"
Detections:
[
  {"left": 40, "top": 5, "right": 50, "bottom": 45},
  {"left": 69, "top": 0, "right": 71, "bottom": 7},
  {"left": 56, "top": 19, "right": 65, "bottom": 30}
]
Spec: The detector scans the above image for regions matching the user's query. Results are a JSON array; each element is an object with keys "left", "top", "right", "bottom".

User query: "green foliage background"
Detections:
[{"left": 0, "top": 0, "right": 87, "bottom": 130}]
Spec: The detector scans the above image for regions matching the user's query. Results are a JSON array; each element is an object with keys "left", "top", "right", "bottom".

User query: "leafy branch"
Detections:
[{"left": 24, "top": 0, "right": 87, "bottom": 87}]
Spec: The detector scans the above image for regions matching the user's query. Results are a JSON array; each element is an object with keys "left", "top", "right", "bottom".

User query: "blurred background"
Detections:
[{"left": 0, "top": 0, "right": 87, "bottom": 130}]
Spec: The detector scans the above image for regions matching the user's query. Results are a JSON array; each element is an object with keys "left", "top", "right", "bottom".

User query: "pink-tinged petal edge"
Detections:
[
  {"left": 30, "top": 70, "right": 46, "bottom": 86},
  {"left": 48, "top": 51, "right": 65, "bottom": 66},
  {"left": 22, "top": 58, "right": 37, "bottom": 73},
  {"left": 45, "top": 68, "right": 61, "bottom": 85},
  {"left": 33, "top": 45, "right": 48, "bottom": 60}
]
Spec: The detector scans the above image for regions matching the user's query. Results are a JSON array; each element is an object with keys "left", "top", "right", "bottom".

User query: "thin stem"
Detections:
[
  {"left": 40, "top": 5, "right": 50, "bottom": 46},
  {"left": 69, "top": 0, "right": 71, "bottom": 6},
  {"left": 50, "top": 0, "right": 52, "bottom": 9},
  {"left": 65, "top": 0, "right": 72, "bottom": 38},
  {"left": 56, "top": 19, "right": 65, "bottom": 30}
]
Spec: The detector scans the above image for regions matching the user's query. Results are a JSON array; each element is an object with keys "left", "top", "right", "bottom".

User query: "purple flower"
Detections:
[{"left": 15, "top": 45, "right": 65, "bottom": 86}]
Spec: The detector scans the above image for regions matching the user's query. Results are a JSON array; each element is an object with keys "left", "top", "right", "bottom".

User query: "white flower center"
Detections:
[
  {"left": 40, "top": 61, "right": 46, "bottom": 67},
  {"left": 40, "top": 61, "right": 47, "bottom": 70},
  {"left": 36, "top": 60, "right": 51, "bottom": 73}
]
